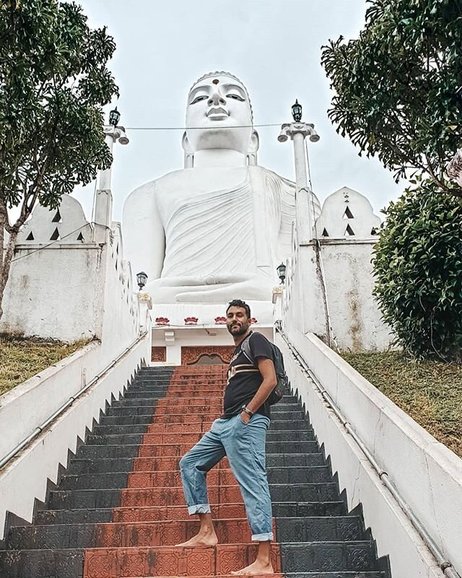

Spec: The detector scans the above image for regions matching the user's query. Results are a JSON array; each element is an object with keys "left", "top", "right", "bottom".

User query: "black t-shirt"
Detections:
[{"left": 222, "top": 331, "right": 273, "bottom": 419}]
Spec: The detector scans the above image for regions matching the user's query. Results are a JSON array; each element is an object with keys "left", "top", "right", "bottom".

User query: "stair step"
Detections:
[
  {"left": 130, "top": 384, "right": 225, "bottom": 392},
  {"left": 267, "top": 430, "right": 316, "bottom": 441},
  {"left": 281, "top": 542, "right": 380, "bottom": 572},
  {"left": 82, "top": 543, "right": 282, "bottom": 577},
  {"left": 113, "top": 393, "right": 169, "bottom": 401},
  {"left": 48, "top": 481, "right": 340, "bottom": 510},
  {"left": 34, "top": 500, "right": 349, "bottom": 525},
  {"left": 122, "top": 573, "right": 285, "bottom": 578},
  {"left": 105, "top": 405, "right": 156, "bottom": 416},
  {"left": 267, "top": 453, "right": 325, "bottom": 467},
  {"left": 8, "top": 519, "right": 257, "bottom": 549},
  {"left": 77, "top": 444, "right": 142, "bottom": 459},
  {"left": 123, "top": 390, "right": 222, "bottom": 399},
  {"left": 276, "top": 516, "right": 365, "bottom": 541},
  {"left": 110, "top": 398, "right": 160, "bottom": 407},
  {"left": 266, "top": 441, "right": 320, "bottom": 453},
  {"left": 5, "top": 517, "right": 373, "bottom": 556},
  {"left": 0, "top": 549, "right": 84, "bottom": 578},
  {"left": 117, "top": 572, "right": 386, "bottom": 577},
  {"left": 282, "top": 573, "right": 387, "bottom": 578},
  {"left": 48, "top": 488, "right": 123, "bottom": 510},
  {"left": 59, "top": 472, "right": 129, "bottom": 490},
  {"left": 67, "top": 458, "right": 134, "bottom": 474},
  {"left": 269, "top": 410, "right": 307, "bottom": 420},
  {"left": 35, "top": 508, "right": 114, "bottom": 525},
  {"left": 92, "top": 423, "right": 150, "bottom": 435},
  {"left": 88, "top": 427, "right": 316, "bottom": 443},
  {"left": 99, "top": 414, "right": 154, "bottom": 425},
  {"left": 125, "top": 466, "right": 332, "bottom": 487},
  {"left": 268, "top": 466, "right": 332, "bottom": 484},
  {"left": 270, "top": 420, "right": 313, "bottom": 431},
  {"left": 86, "top": 433, "right": 144, "bottom": 445},
  {"left": 61, "top": 465, "right": 332, "bottom": 485}
]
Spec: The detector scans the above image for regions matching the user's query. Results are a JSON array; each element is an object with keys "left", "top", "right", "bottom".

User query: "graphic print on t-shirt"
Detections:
[{"left": 222, "top": 332, "right": 273, "bottom": 418}]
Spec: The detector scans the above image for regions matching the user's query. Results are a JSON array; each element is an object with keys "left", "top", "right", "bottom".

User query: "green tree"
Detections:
[
  {"left": 373, "top": 182, "right": 462, "bottom": 360},
  {"left": 321, "top": 0, "right": 462, "bottom": 195},
  {"left": 0, "top": 0, "right": 118, "bottom": 318}
]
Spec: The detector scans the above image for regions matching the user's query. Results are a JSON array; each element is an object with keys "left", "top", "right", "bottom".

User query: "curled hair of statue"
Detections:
[
  {"left": 188, "top": 71, "right": 254, "bottom": 124},
  {"left": 226, "top": 299, "right": 251, "bottom": 318}
]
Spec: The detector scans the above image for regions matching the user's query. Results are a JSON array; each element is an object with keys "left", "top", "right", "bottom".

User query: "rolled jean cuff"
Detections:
[
  {"left": 188, "top": 504, "right": 211, "bottom": 515},
  {"left": 252, "top": 531, "right": 273, "bottom": 542}
]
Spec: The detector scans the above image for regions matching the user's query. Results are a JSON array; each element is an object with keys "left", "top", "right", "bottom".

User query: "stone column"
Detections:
[
  {"left": 92, "top": 125, "right": 129, "bottom": 242},
  {"left": 138, "top": 291, "right": 153, "bottom": 333},
  {"left": 278, "top": 118, "right": 328, "bottom": 340},
  {"left": 278, "top": 121, "right": 319, "bottom": 243}
]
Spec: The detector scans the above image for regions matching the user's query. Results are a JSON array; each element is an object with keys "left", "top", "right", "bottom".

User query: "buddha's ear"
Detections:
[
  {"left": 182, "top": 131, "right": 194, "bottom": 168},
  {"left": 247, "top": 129, "right": 259, "bottom": 166},
  {"left": 249, "top": 129, "right": 259, "bottom": 154}
]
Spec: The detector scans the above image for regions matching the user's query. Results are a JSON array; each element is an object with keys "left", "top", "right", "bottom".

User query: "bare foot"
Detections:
[
  {"left": 230, "top": 560, "right": 274, "bottom": 575},
  {"left": 175, "top": 530, "right": 218, "bottom": 548}
]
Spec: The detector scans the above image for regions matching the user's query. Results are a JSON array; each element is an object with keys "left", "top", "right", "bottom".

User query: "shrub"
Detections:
[{"left": 373, "top": 183, "right": 462, "bottom": 360}]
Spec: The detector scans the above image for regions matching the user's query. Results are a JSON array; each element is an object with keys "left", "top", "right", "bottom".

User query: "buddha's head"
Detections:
[{"left": 183, "top": 72, "right": 259, "bottom": 164}]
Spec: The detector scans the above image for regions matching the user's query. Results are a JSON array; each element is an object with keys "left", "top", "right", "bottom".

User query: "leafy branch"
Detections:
[
  {"left": 321, "top": 0, "right": 462, "bottom": 196},
  {"left": 0, "top": 0, "right": 119, "bottom": 318}
]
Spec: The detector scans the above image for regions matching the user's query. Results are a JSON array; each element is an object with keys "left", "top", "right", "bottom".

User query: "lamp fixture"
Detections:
[
  {"left": 136, "top": 271, "right": 148, "bottom": 291},
  {"left": 277, "top": 262, "right": 287, "bottom": 284},
  {"left": 109, "top": 107, "right": 121, "bottom": 127},
  {"left": 291, "top": 99, "right": 302, "bottom": 123}
]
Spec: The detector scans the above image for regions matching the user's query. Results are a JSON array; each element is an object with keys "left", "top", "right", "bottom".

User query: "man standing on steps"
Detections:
[{"left": 177, "top": 299, "right": 276, "bottom": 576}]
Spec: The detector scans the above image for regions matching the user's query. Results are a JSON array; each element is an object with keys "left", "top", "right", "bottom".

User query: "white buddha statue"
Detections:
[{"left": 123, "top": 71, "right": 315, "bottom": 303}]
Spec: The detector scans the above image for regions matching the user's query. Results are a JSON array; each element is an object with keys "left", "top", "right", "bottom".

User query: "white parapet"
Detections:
[
  {"left": 277, "top": 328, "right": 462, "bottom": 578},
  {"left": 282, "top": 187, "right": 393, "bottom": 351},
  {"left": 0, "top": 333, "right": 151, "bottom": 540}
]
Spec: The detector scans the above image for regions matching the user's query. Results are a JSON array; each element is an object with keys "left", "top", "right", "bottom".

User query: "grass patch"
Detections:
[
  {"left": 341, "top": 352, "right": 462, "bottom": 458},
  {"left": 0, "top": 337, "right": 90, "bottom": 396}
]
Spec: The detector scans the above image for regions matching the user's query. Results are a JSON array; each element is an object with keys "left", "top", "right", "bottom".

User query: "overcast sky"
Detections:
[{"left": 74, "top": 0, "right": 404, "bottom": 222}]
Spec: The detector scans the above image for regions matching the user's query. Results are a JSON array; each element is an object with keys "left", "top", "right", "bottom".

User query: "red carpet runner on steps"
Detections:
[{"left": 83, "top": 365, "right": 282, "bottom": 578}]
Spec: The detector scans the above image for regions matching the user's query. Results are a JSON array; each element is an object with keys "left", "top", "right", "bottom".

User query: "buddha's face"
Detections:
[{"left": 185, "top": 74, "right": 253, "bottom": 154}]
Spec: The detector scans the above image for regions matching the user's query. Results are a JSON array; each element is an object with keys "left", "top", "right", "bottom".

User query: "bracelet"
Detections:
[{"left": 241, "top": 405, "right": 254, "bottom": 417}]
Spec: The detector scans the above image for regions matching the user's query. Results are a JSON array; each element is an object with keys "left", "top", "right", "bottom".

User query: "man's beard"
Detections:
[{"left": 227, "top": 322, "right": 249, "bottom": 337}]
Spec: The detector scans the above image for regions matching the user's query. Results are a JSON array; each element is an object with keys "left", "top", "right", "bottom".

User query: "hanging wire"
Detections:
[{"left": 124, "top": 123, "right": 282, "bottom": 131}]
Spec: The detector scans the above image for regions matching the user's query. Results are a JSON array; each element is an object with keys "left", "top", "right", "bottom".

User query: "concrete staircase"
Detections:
[{"left": 0, "top": 365, "right": 390, "bottom": 577}]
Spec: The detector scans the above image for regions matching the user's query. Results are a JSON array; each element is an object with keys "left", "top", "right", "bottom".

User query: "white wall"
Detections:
[
  {"left": 282, "top": 187, "right": 393, "bottom": 351},
  {"left": 0, "top": 197, "right": 140, "bottom": 344},
  {"left": 0, "top": 243, "right": 103, "bottom": 340},
  {"left": 277, "top": 329, "right": 462, "bottom": 578},
  {"left": 318, "top": 239, "right": 392, "bottom": 350}
]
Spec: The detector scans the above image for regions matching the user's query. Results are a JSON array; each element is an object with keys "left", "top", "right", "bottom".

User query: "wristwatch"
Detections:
[{"left": 241, "top": 405, "right": 254, "bottom": 417}]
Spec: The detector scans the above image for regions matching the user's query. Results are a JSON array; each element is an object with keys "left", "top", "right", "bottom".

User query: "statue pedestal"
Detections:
[{"left": 150, "top": 301, "right": 274, "bottom": 366}]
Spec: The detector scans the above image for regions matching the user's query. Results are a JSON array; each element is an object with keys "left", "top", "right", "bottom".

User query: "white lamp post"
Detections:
[
  {"left": 278, "top": 100, "right": 319, "bottom": 244},
  {"left": 92, "top": 108, "right": 129, "bottom": 235}
]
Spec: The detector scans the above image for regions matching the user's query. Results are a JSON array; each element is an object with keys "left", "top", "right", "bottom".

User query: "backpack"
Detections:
[{"left": 240, "top": 332, "right": 289, "bottom": 405}]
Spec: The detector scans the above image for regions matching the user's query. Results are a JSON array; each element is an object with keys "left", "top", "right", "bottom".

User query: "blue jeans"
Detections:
[{"left": 179, "top": 413, "right": 273, "bottom": 541}]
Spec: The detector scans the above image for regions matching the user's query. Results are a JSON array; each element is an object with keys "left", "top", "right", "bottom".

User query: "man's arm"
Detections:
[{"left": 240, "top": 357, "right": 276, "bottom": 423}]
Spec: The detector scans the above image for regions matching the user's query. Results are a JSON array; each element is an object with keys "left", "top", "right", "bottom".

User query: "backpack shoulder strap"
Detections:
[{"left": 240, "top": 332, "right": 255, "bottom": 365}]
